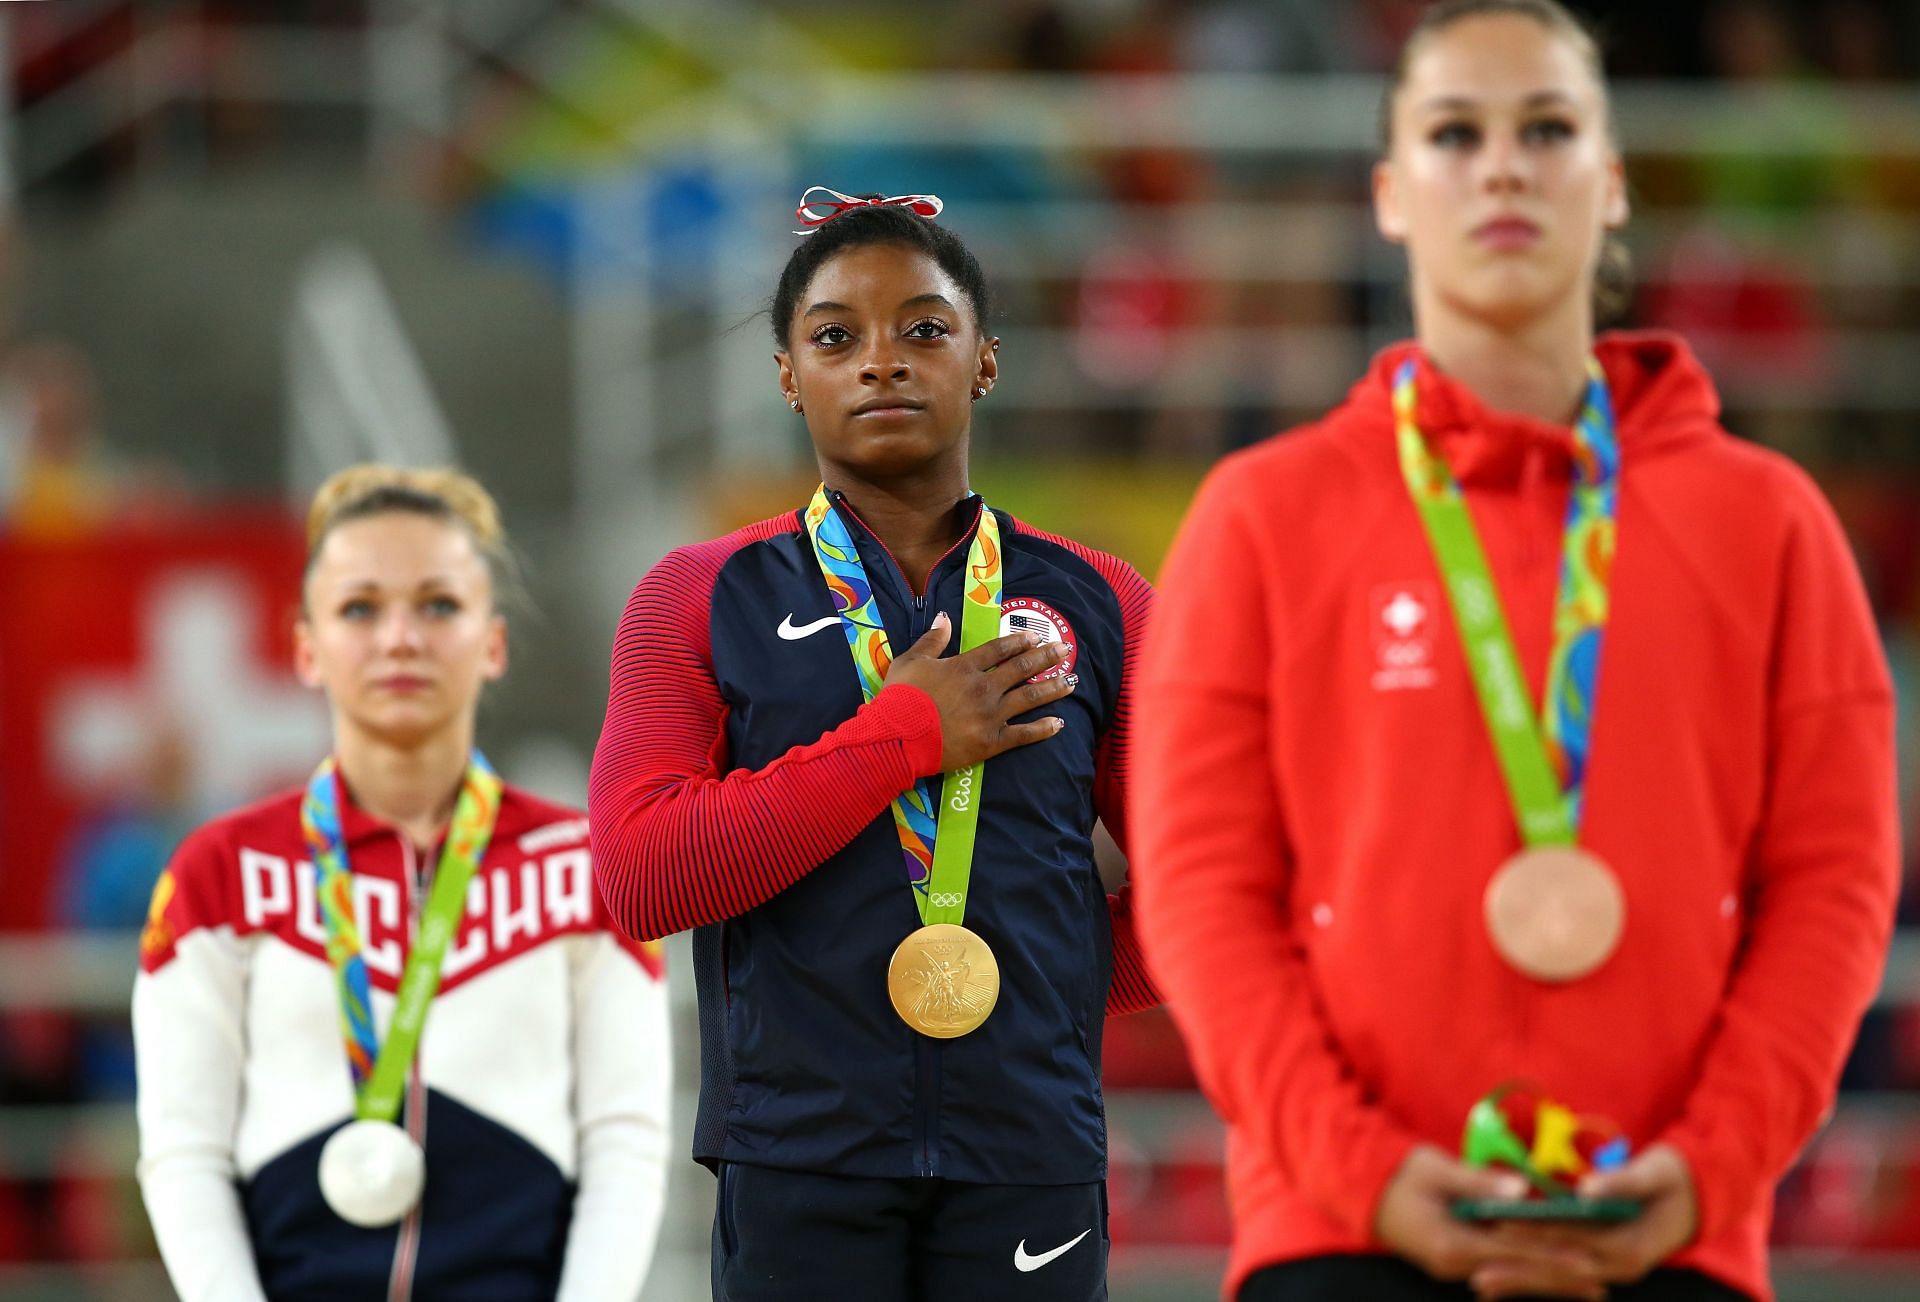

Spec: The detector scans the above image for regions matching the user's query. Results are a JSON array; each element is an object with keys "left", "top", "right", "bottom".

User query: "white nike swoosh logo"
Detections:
[
  {"left": 1013, "top": 1229, "right": 1091, "bottom": 1273},
  {"left": 777, "top": 614, "right": 841, "bottom": 640}
]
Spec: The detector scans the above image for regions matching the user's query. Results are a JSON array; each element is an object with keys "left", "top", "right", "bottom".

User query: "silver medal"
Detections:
[{"left": 318, "top": 1118, "right": 425, "bottom": 1227}]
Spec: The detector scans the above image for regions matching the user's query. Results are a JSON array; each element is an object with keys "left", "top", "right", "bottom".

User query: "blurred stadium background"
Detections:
[{"left": 2, "top": 1, "right": 1919, "bottom": 1298}]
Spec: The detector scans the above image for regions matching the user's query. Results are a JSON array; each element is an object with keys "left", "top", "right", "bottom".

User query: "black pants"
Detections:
[
  {"left": 710, "top": 1161, "right": 1108, "bottom": 1302},
  {"left": 1240, "top": 1255, "right": 1752, "bottom": 1301}
]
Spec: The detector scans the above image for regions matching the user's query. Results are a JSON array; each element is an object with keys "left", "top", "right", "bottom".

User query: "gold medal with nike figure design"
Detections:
[
  {"left": 803, "top": 486, "right": 1006, "bottom": 1037},
  {"left": 888, "top": 923, "right": 1000, "bottom": 1038}
]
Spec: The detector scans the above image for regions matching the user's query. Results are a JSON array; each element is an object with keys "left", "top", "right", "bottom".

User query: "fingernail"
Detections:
[
  {"left": 1025, "top": 631, "right": 1042, "bottom": 646},
  {"left": 1063, "top": 674, "right": 1080, "bottom": 688},
  {"left": 1050, "top": 717, "right": 1065, "bottom": 731}
]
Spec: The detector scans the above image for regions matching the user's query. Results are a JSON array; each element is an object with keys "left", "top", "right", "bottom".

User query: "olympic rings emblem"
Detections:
[{"left": 929, "top": 892, "right": 964, "bottom": 908}]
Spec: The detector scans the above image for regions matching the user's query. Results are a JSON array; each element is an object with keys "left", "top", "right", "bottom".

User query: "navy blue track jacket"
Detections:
[{"left": 590, "top": 493, "right": 1159, "bottom": 1185}]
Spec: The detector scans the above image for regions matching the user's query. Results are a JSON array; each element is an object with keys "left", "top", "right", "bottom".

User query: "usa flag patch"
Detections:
[{"left": 999, "top": 596, "right": 1077, "bottom": 681}]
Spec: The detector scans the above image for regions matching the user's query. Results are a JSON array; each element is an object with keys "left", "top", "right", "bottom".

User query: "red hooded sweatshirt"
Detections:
[{"left": 1131, "top": 333, "right": 1898, "bottom": 1301}]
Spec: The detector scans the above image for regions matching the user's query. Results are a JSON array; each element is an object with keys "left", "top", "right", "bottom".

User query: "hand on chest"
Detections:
[{"left": 717, "top": 538, "right": 1107, "bottom": 773}]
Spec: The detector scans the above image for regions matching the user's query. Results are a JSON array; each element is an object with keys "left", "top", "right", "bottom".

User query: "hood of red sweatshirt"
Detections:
[{"left": 1343, "top": 330, "right": 1725, "bottom": 487}]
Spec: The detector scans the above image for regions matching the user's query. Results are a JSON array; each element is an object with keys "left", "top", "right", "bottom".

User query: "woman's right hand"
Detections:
[
  {"left": 882, "top": 613, "right": 1075, "bottom": 771},
  {"left": 1375, "top": 1145, "right": 1606, "bottom": 1301}
]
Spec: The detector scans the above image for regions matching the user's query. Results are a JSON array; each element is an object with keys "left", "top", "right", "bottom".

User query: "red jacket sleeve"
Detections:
[
  {"left": 1660, "top": 469, "right": 1899, "bottom": 1241},
  {"left": 1016, "top": 521, "right": 1163, "bottom": 1018},
  {"left": 1131, "top": 466, "right": 1416, "bottom": 1239},
  {"left": 589, "top": 534, "right": 946, "bottom": 942}
]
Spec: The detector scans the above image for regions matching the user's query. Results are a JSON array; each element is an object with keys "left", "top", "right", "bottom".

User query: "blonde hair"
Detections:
[{"left": 304, "top": 463, "right": 519, "bottom": 606}]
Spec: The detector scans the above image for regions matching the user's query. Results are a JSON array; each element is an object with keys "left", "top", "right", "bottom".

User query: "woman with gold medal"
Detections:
[
  {"left": 1133, "top": 3, "right": 1898, "bottom": 1301},
  {"left": 590, "top": 188, "right": 1160, "bottom": 1301},
  {"left": 134, "top": 466, "right": 670, "bottom": 1300}
]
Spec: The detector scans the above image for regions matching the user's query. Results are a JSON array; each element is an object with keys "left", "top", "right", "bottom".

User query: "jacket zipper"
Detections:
[
  {"left": 909, "top": 570, "right": 941, "bottom": 1178},
  {"left": 913, "top": 1037, "right": 941, "bottom": 1177},
  {"left": 830, "top": 490, "right": 982, "bottom": 602},
  {"left": 833, "top": 490, "right": 968, "bottom": 1178},
  {"left": 386, "top": 836, "right": 428, "bottom": 1302}
]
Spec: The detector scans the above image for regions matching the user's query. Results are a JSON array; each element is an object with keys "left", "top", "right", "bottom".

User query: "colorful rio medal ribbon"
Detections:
[
  {"left": 802, "top": 485, "right": 1003, "bottom": 1038},
  {"left": 301, "top": 754, "right": 502, "bottom": 1226},
  {"left": 1393, "top": 356, "right": 1626, "bottom": 982}
]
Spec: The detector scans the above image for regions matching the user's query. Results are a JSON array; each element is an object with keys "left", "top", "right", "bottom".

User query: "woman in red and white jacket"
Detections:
[
  {"left": 1132, "top": 3, "right": 1897, "bottom": 1301},
  {"left": 134, "top": 465, "right": 669, "bottom": 1301}
]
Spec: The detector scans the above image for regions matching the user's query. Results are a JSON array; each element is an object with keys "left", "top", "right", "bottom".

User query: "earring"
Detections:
[
  {"left": 789, "top": 397, "right": 802, "bottom": 412},
  {"left": 971, "top": 386, "right": 986, "bottom": 401}
]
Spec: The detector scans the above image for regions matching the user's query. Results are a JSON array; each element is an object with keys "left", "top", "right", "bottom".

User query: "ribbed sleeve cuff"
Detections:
[
  {"left": 1659, "top": 1124, "right": 1741, "bottom": 1245},
  {"left": 868, "top": 684, "right": 946, "bottom": 779},
  {"left": 1348, "top": 1129, "right": 1421, "bottom": 1245}
]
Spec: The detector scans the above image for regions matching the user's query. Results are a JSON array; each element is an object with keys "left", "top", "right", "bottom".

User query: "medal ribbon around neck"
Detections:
[
  {"left": 802, "top": 485, "right": 1002, "bottom": 925},
  {"left": 300, "top": 754, "right": 503, "bottom": 1122},
  {"left": 1392, "top": 356, "right": 1620, "bottom": 845}
]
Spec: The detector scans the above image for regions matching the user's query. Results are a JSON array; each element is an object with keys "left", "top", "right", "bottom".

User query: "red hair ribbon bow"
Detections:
[{"left": 794, "top": 186, "right": 944, "bottom": 234}]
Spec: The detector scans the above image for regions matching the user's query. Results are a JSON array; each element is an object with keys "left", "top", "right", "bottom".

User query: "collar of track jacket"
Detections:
[
  {"left": 310, "top": 761, "right": 472, "bottom": 849},
  {"left": 1347, "top": 330, "right": 1722, "bottom": 487}
]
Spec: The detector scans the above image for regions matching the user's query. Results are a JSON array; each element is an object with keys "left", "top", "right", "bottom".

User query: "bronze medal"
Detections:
[
  {"left": 1484, "top": 845, "right": 1625, "bottom": 982},
  {"left": 887, "top": 923, "right": 999, "bottom": 1038}
]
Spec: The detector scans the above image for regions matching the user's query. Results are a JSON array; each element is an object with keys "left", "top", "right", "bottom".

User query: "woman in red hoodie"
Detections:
[{"left": 1132, "top": 3, "right": 1898, "bottom": 1301}]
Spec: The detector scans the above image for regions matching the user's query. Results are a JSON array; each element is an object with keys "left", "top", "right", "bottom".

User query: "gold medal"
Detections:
[
  {"left": 1484, "top": 845, "right": 1625, "bottom": 982},
  {"left": 887, "top": 923, "right": 999, "bottom": 1038}
]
